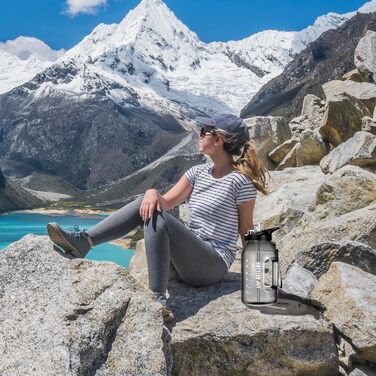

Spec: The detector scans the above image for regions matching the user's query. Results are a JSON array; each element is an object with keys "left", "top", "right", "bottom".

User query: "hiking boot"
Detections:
[
  {"left": 47, "top": 222, "right": 94, "bottom": 258},
  {"left": 153, "top": 291, "right": 175, "bottom": 323}
]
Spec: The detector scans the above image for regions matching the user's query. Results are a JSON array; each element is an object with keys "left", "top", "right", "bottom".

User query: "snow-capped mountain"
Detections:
[
  {"left": 2, "top": 0, "right": 375, "bottom": 114},
  {"left": 1, "top": 0, "right": 376, "bottom": 191},
  {"left": 0, "top": 37, "right": 65, "bottom": 94},
  {"left": 58, "top": 0, "right": 376, "bottom": 115}
]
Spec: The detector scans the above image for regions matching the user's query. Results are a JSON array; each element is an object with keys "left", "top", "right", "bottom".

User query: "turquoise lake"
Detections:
[{"left": 0, "top": 212, "right": 135, "bottom": 269}]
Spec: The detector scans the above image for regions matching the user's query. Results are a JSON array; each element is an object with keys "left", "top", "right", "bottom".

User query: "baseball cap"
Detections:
[{"left": 195, "top": 113, "right": 250, "bottom": 143}]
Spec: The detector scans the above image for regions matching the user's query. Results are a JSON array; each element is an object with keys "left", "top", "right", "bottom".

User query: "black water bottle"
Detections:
[{"left": 241, "top": 225, "right": 282, "bottom": 306}]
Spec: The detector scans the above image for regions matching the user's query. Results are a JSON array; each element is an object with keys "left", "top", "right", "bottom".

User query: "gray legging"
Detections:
[{"left": 86, "top": 195, "right": 228, "bottom": 294}]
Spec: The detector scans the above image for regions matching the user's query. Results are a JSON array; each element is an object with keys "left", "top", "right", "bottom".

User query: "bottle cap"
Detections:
[{"left": 245, "top": 226, "right": 279, "bottom": 241}]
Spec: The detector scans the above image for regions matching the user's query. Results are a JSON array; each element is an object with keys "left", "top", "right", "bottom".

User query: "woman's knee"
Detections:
[{"left": 143, "top": 210, "right": 168, "bottom": 232}]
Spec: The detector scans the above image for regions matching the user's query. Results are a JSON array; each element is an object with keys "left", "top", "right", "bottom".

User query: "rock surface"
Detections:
[
  {"left": 244, "top": 116, "right": 291, "bottom": 170},
  {"left": 129, "top": 241, "right": 339, "bottom": 376},
  {"left": 319, "top": 131, "right": 376, "bottom": 174},
  {"left": 0, "top": 234, "right": 170, "bottom": 376},
  {"left": 310, "top": 262, "right": 376, "bottom": 363},
  {"left": 354, "top": 30, "right": 376, "bottom": 82}
]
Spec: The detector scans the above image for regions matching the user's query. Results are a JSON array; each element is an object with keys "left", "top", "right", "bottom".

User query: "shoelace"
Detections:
[{"left": 70, "top": 224, "right": 89, "bottom": 241}]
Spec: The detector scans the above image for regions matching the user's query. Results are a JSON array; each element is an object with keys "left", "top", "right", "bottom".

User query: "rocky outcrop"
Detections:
[
  {"left": 319, "top": 92, "right": 372, "bottom": 147},
  {"left": 310, "top": 262, "right": 376, "bottom": 363},
  {"left": 0, "top": 167, "right": 44, "bottom": 213},
  {"left": 240, "top": 12, "right": 376, "bottom": 121},
  {"left": 306, "top": 165, "right": 376, "bottom": 220},
  {"left": 274, "top": 128, "right": 329, "bottom": 170},
  {"left": 319, "top": 131, "right": 376, "bottom": 174},
  {"left": 354, "top": 30, "right": 376, "bottom": 82},
  {"left": 244, "top": 116, "right": 291, "bottom": 170},
  {"left": 0, "top": 234, "right": 171, "bottom": 376},
  {"left": 277, "top": 200, "right": 376, "bottom": 276},
  {"left": 128, "top": 240, "right": 338, "bottom": 376}
]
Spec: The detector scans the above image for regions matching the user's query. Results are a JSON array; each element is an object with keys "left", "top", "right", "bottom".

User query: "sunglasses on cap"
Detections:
[{"left": 200, "top": 126, "right": 217, "bottom": 138}]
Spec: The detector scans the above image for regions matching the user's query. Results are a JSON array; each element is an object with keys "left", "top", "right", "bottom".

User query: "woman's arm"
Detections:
[
  {"left": 237, "top": 199, "right": 256, "bottom": 248},
  {"left": 153, "top": 175, "right": 193, "bottom": 212}
]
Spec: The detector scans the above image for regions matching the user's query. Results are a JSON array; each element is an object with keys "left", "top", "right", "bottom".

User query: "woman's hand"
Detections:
[{"left": 140, "top": 189, "right": 162, "bottom": 221}]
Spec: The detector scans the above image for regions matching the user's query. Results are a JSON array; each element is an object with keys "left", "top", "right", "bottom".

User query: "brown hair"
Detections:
[{"left": 215, "top": 128, "right": 271, "bottom": 195}]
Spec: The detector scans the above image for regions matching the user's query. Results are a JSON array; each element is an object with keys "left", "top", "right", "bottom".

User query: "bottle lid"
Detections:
[{"left": 245, "top": 226, "right": 279, "bottom": 241}]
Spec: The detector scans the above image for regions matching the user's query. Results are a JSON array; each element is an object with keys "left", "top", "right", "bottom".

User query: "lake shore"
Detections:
[{"left": 11, "top": 207, "right": 117, "bottom": 217}]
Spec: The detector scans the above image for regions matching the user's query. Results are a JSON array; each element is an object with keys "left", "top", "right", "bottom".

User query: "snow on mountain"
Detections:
[
  {"left": 2, "top": 0, "right": 376, "bottom": 115},
  {"left": 0, "top": 36, "right": 65, "bottom": 94}
]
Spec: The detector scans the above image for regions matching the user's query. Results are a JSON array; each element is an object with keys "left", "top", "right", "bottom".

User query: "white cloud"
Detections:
[{"left": 64, "top": 0, "right": 108, "bottom": 16}]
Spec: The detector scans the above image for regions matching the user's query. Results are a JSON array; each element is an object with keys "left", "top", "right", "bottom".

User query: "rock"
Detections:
[
  {"left": 128, "top": 238, "right": 338, "bottom": 375},
  {"left": 342, "top": 69, "right": 368, "bottom": 83},
  {"left": 276, "top": 129, "right": 330, "bottom": 170},
  {"left": 295, "top": 240, "right": 376, "bottom": 279},
  {"left": 282, "top": 261, "right": 318, "bottom": 299},
  {"left": 276, "top": 201, "right": 376, "bottom": 276},
  {"left": 168, "top": 262, "right": 338, "bottom": 376},
  {"left": 310, "top": 262, "right": 376, "bottom": 363},
  {"left": 362, "top": 116, "right": 376, "bottom": 135},
  {"left": 319, "top": 93, "right": 371, "bottom": 147},
  {"left": 288, "top": 94, "right": 326, "bottom": 138},
  {"left": 251, "top": 166, "right": 326, "bottom": 239},
  {"left": 268, "top": 138, "right": 299, "bottom": 164},
  {"left": 307, "top": 165, "right": 376, "bottom": 221},
  {"left": 275, "top": 142, "right": 299, "bottom": 170},
  {"left": 349, "top": 365, "right": 376, "bottom": 375},
  {"left": 322, "top": 80, "right": 376, "bottom": 113},
  {"left": 320, "top": 131, "right": 376, "bottom": 174},
  {"left": 354, "top": 30, "right": 376, "bottom": 83},
  {"left": 301, "top": 94, "right": 324, "bottom": 118},
  {"left": 0, "top": 234, "right": 170, "bottom": 376},
  {"left": 244, "top": 116, "right": 292, "bottom": 170}
]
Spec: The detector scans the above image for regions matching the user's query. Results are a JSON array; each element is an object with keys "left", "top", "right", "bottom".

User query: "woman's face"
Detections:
[{"left": 198, "top": 126, "right": 219, "bottom": 154}]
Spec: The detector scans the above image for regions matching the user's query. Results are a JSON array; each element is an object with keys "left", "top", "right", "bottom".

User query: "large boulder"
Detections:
[
  {"left": 276, "top": 201, "right": 376, "bottom": 276},
  {"left": 322, "top": 80, "right": 376, "bottom": 113},
  {"left": 252, "top": 165, "right": 326, "bottom": 237},
  {"left": 244, "top": 116, "right": 291, "bottom": 170},
  {"left": 129, "top": 242, "right": 339, "bottom": 376},
  {"left": 275, "top": 129, "right": 330, "bottom": 170},
  {"left": 0, "top": 235, "right": 171, "bottom": 376},
  {"left": 354, "top": 30, "right": 376, "bottom": 83},
  {"left": 320, "top": 131, "right": 376, "bottom": 174},
  {"left": 295, "top": 240, "right": 376, "bottom": 280},
  {"left": 310, "top": 262, "right": 376, "bottom": 363},
  {"left": 306, "top": 165, "right": 376, "bottom": 221},
  {"left": 288, "top": 94, "right": 326, "bottom": 137},
  {"left": 319, "top": 93, "right": 371, "bottom": 147}
]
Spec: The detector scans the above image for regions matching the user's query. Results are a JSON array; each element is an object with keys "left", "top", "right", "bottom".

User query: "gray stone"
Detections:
[
  {"left": 251, "top": 165, "right": 326, "bottom": 239},
  {"left": 362, "top": 116, "right": 376, "bottom": 135},
  {"left": 244, "top": 116, "right": 291, "bottom": 170},
  {"left": 128, "top": 240, "right": 338, "bottom": 375},
  {"left": 0, "top": 234, "right": 170, "bottom": 376},
  {"left": 295, "top": 240, "right": 376, "bottom": 279},
  {"left": 319, "top": 93, "right": 371, "bottom": 147},
  {"left": 342, "top": 68, "right": 368, "bottom": 83},
  {"left": 349, "top": 365, "right": 376, "bottom": 376},
  {"left": 319, "top": 131, "right": 376, "bottom": 174},
  {"left": 268, "top": 138, "right": 299, "bottom": 164},
  {"left": 310, "top": 262, "right": 376, "bottom": 363},
  {"left": 322, "top": 80, "right": 376, "bottom": 113},
  {"left": 307, "top": 165, "right": 376, "bottom": 221},
  {"left": 276, "top": 201, "right": 376, "bottom": 276},
  {"left": 354, "top": 30, "right": 376, "bottom": 83},
  {"left": 282, "top": 261, "right": 318, "bottom": 299}
]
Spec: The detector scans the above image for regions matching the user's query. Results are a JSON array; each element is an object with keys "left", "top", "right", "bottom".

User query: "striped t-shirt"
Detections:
[{"left": 184, "top": 162, "right": 257, "bottom": 270}]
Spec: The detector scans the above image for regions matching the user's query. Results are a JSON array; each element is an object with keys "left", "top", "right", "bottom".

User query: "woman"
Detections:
[{"left": 46, "top": 113, "right": 270, "bottom": 323}]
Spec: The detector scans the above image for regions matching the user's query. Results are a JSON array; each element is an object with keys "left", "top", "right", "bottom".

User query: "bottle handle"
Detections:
[{"left": 272, "top": 260, "right": 282, "bottom": 288}]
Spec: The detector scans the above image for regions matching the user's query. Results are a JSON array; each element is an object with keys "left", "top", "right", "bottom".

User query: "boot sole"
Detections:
[{"left": 47, "top": 223, "right": 84, "bottom": 258}]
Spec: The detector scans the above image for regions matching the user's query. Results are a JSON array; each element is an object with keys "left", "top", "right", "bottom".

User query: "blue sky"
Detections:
[{"left": 0, "top": 0, "right": 370, "bottom": 51}]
